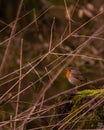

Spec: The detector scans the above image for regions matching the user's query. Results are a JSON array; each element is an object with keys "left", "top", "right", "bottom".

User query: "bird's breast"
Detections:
[
  {"left": 66, "top": 70, "right": 71, "bottom": 79},
  {"left": 69, "top": 74, "right": 81, "bottom": 85}
]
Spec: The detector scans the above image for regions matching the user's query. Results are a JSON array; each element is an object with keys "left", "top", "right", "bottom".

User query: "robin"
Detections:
[{"left": 66, "top": 66, "right": 87, "bottom": 86}]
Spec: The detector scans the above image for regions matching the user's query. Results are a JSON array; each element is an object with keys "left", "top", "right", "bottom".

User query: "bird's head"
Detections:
[{"left": 65, "top": 66, "right": 76, "bottom": 79}]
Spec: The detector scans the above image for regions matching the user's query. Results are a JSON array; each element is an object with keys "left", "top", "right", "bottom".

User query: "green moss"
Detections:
[
  {"left": 77, "top": 89, "right": 104, "bottom": 97},
  {"left": 57, "top": 89, "right": 104, "bottom": 129}
]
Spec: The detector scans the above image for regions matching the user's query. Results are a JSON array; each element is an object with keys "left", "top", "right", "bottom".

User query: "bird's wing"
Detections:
[{"left": 72, "top": 71, "right": 87, "bottom": 83}]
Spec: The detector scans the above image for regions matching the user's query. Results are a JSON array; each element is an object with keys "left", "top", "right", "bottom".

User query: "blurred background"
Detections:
[{"left": 0, "top": 0, "right": 104, "bottom": 129}]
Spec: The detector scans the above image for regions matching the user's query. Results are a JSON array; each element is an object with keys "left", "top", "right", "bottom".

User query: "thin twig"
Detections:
[
  {"left": 0, "top": 6, "right": 54, "bottom": 46},
  {"left": 28, "top": 62, "right": 44, "bottom": 85},
  {"left": 10, "top": 115, "right": 13, "bottom": 130},
  {"left": 49, "top": 17, "right": 55, "bottom": 52},
  {"left": 0, "top": 9, "right": 34, "bottom": 33},
  {"left": 64, "top": 0, "right": 71, "bottom": 33},
  {"left": 14, "top": 39, "right": 23, "bottom": 129}
]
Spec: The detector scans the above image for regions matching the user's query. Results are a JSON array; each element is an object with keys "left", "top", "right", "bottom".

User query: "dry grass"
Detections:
[{"left": 0, "top": 0, "right": 104, "bottom": 129}]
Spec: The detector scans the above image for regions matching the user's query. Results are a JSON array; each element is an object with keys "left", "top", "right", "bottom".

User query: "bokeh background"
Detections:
[{"left": 0, "top": 0, "right": 104, "bottom": 129}]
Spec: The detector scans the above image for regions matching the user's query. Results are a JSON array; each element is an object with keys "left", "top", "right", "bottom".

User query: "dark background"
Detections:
[{"left": 0, "top": 0, "right": 104, "bottom": 129}]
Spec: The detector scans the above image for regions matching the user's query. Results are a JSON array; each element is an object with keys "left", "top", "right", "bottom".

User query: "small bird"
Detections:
[{"left": 66, "top": 66, "right": 87, "bottom": 86}]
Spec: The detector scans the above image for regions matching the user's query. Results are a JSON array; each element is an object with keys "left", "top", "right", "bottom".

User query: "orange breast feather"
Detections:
[{"left": 66, "top": 70, "right": 71, "bottom": 79}]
